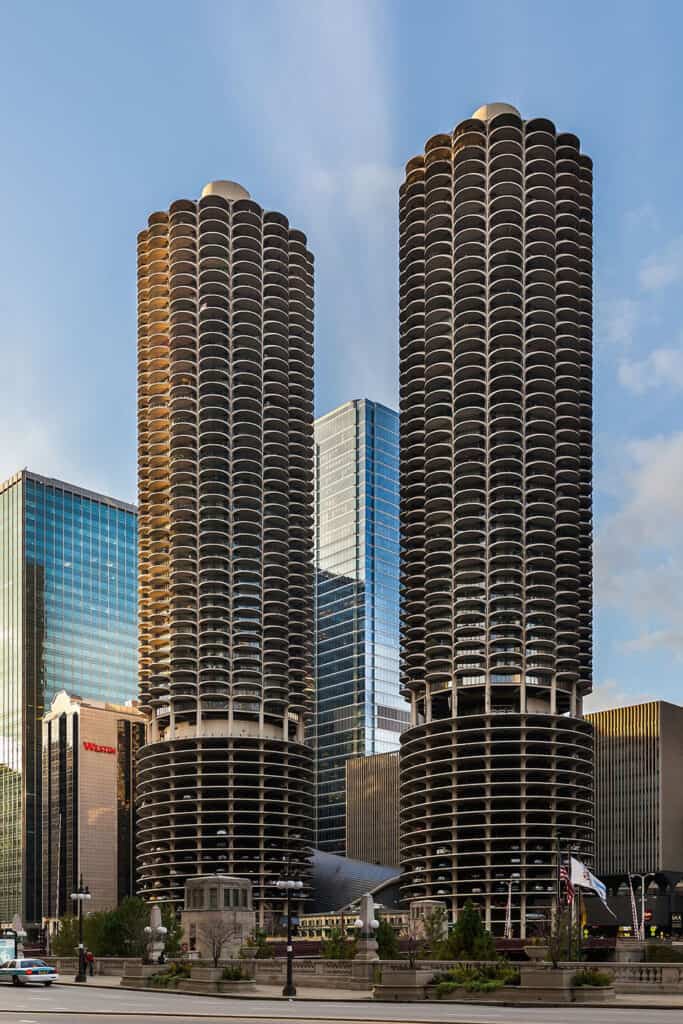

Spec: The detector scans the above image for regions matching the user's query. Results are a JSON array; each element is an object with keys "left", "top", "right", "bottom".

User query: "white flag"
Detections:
[{"left": 570, "top": 856, "right": 609, "bottom": 905}]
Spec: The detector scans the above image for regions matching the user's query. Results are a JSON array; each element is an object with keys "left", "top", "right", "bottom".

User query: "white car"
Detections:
[{"left": 0, "top": 958, "right": 59, "bottom": 986}]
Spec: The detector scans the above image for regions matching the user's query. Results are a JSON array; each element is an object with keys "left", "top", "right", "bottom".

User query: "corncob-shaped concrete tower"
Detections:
[
  {"left": 136, "top": 180, "right": 315, "bottom": 926},
  {"left": 399, "top": 106, "right": 594, "bottom": 934}
]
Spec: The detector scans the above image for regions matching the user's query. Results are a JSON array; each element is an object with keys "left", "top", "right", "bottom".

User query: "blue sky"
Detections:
[{"left": 1, "top": 0, "right": 682, "bottom": 710}]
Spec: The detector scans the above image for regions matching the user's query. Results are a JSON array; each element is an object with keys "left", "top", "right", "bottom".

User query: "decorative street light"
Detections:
[
  {"left": 275, "top": 876, "right": 303, "bottom": 997},
  {"left": 144, "top": 904, "right": 168, "bottom": 964},
  {"left": 353, "top": 893, "right": 381, "bottom": 961},
  {"left": 70, "top": 874, "right": 91, "bottom": 983}
]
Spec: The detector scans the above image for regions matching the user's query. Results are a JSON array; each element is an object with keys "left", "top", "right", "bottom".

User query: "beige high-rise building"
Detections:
[
  {"left": 399, "top": 104, "right": 594, "bottom": 935},
  {"left": 136, "top": 180, "right": 315, "bottom": 925},
  {"left": 346, "top": 751, "right": 400, "bottom": 868},
  {"left": 587, "top": 701, "right": 683, "bottom": 878},
  {"left": 42, "top": 691, "right": 145, "bottom": 922}
]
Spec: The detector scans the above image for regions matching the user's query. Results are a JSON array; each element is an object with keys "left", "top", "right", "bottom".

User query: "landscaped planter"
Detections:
[
  {"left": 518, "top": 964, "right": 575, "bottom": 1003},
  {"left": 218, "top": 978, "right": 256, "bottom": 994},
  {"left": 373, "top": 967, "right": 434, "bottom": 1001},
  {"left": 426, "top": 986, "right": 524, "bottom": 1003},
  {"left": 177, "top": 966, "right": 225, "bottom": 993},
  {"left": 572, "top": 985, "right": 616, "bottom": 1003},
  {"left": 524, "top": 946, "right": 549, "bottom": 962}
]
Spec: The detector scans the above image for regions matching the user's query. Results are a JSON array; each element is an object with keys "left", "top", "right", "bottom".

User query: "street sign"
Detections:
[{"left": 0, "top": 937, "right": 15, "bottom": 962}]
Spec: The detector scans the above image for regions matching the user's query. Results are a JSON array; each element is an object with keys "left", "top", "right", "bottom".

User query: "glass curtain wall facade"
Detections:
[
  {"left": 0, "top": 470, "right": 137, "bottom": 925},
  {"left": 314, "top": 400, "right": 408, "bottom": 854}
]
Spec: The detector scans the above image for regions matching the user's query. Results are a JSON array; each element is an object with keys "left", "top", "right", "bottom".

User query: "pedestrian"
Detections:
[{"left": 86, "top": 950, "right": 95, "bottom": 977}]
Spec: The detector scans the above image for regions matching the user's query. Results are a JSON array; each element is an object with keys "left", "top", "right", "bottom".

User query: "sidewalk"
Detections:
[
  {"left": 59, "top": 976, "right": 683, "bottom": 1007},
  {"left": 62, "top": 976, "right": 369, "bottom": 999}
]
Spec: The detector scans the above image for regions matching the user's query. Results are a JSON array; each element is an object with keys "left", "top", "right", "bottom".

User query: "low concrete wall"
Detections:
[
  {"left": 604, "top": 962, "right": 683, "bottom": 994},
  {"left": 46, "top": 955, "right": 683, "bottom": 996},
  {"left": 43, "top": 956, "right": 130, "bottom": 976}
]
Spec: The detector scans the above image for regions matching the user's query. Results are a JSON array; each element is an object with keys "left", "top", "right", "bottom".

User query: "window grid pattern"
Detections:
[
  {"left": 0, "top": 470, "right": 137, "bottom": 924},
  {"left": 313, "top": 400, "right": 407, "bottom": 854}
]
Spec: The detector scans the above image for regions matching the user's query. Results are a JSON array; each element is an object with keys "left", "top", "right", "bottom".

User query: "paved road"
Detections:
[{"left": 0, "top": 984, "right": 683, "bottom": 1023}]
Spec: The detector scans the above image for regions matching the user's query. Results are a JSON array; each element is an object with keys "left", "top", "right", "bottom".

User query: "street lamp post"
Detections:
[
  {"left": 276, "top": 876, "right": 303, "bottom": 997},
  {"left": 353, "top": 899, "right": 380, "bottom": 961},
  {"left": 70, "top": 874, "right": 91, "bottom": 983},
  {"left": 630, "top": 873, "right": 655, "bottom": 941}
]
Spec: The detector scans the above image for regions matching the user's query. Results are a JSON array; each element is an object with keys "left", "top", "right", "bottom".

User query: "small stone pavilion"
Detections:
[{"left": 181, "top": 874, "right": 255, "bottom": 960}]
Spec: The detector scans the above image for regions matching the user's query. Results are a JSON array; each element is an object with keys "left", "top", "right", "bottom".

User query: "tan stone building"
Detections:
[
  {"left": 587, "top": 700, "right": 683, "bottom": 878},
  {"left": 346, "top": 751, "right": 400, "bottom": 868},
  {"left": 42, "top": 691, "right": 145, "bottom": 921},
  {"left": 181, "top": 874, "right": 255, "bottom": 960}
]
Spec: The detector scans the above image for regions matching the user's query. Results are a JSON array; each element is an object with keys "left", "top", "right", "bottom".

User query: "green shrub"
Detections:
[
  {"left": 645, "top": 944, "right": 683, "bottom": 963},
  {"left": 433, "top": 962, "right": 519, "bottom": 998},
  {"left": 376, "top": 918, "right": 400, "bottom": 960},
  {"left": 321, "top": 927, "right": 357, "bottom": 960},
  {"left": 436, "top": 900, "right": 497, "bottom": 961},
  {"left": 572, "top": 968, "right": 612, "bottom": 988},
  {"left": 221, "top": 965, "right": 250, "bottom": 981},
  {"left": 148, "top": 961, "right": 191, "bottom": 988}
]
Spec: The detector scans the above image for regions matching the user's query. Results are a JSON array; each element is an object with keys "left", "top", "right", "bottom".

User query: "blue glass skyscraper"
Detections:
[
  {"left": 313, "top": 400, "right": 408, "bottom": 854},
  {"left": 0, "top": 470, "right": 137, "bottom": 925}
]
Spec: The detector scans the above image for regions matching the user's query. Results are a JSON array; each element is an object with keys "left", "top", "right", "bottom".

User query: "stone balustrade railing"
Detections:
[{"left": 45, "top": 955, "right": 683, "bottom": 994}]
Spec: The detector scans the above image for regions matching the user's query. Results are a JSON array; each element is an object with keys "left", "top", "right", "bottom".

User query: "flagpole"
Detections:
[{"left": 555, "top": 835, "right": 561, "bottom": 933}]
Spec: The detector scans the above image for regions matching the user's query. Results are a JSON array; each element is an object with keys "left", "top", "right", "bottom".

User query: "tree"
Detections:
[
  {"left": 547, "top": 908, "right": 581, "bottom": 967},
  {"left": 423, "top": 906, "right": 448, "bottom": 955},
  {"left": 321, "top": 927, "right": 356, "bottom": 960},
  {"left": 115, "top": 897, "right": 150, "bottom": 956},
  {"left": 51, "top": 916, "right": 80, "bottom": 956},
  {"left": 51, "top": 897, "right": 174, "bottom": 958},
  {"left": 199, "top": 919, "right": 242, "bottom": 968},
  {"left": 160, "top": 903, "right": 183, "bottom": 956},
  {"left": 401, "top": 915, "right": 427, "bottom": 968},
  {"left": 376, "top": 918, "right": 400, "bottom": 960},
  {"left": 438, "top": 899, "right": 497, "bottom": 961}
]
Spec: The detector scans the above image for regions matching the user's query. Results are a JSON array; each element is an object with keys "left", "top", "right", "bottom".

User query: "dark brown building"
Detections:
[
  {"left": 588, "top": 701, "right": 683, "bottom": 878},
  {"left": 346, "top": 751, "right": 400, "bottom": 868}
]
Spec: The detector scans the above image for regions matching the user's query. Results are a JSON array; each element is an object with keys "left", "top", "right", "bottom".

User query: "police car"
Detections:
[{"left": 0, "top": 958, "right": 59, "bottom": 985}]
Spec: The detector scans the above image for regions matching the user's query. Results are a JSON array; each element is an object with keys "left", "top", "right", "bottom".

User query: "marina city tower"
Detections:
[
  {"left": 399, "top": 105, "right": 594, "bottom": 934},
  {"left": 136, "top": 180, "right": 315, "bottom": 925}
]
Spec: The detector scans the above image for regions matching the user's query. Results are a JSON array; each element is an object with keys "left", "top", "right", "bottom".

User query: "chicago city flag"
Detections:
[{"left": 569, "top": 856, "right": 613, "bottom": 913}]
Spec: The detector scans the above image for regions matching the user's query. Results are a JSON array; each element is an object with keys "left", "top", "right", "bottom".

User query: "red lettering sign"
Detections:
[{"left": 83, "top": 741, "right": 117, "bottom": 755}]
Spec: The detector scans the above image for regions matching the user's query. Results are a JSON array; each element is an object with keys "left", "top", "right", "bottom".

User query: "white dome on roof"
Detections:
[
  {"left": 471, "top": 103, "right": 521, "bottom": 122},
  {"left": 201, "top": 180, "right": 250, "bottom": 202}
]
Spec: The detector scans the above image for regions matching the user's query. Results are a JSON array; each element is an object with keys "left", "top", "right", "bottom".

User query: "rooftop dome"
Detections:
[
  {"left": 201, "top": 180, "right": 250, "bottom": 202},
  {"left": 471, "top": 102, "right": 521, "bottom": 122}
]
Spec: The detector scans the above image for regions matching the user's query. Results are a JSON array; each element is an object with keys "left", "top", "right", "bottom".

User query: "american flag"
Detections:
[{"left": 560, "top": 862, "right": 574, "bottom": 905}]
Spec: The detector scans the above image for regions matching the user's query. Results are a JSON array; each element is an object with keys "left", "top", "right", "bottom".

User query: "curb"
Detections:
[{"left": 15, "top": 983, "right": 683, "bottom": 1015}]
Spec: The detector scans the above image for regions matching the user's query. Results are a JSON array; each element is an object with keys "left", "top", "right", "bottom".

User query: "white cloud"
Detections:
[
  {"left": 583, "top": 680, "right": 658, "bottom": 714},
  {"left": 600, "top": 297, "right": 639, "bottom": 345},
  {"left": 208, "top": 0, "right": 399, "bottom": 410},
  {"left": 618, "top": 344, "right": 683, "bottom": 393},
  {"left": 639, "top": 236, "right": 683, "bottom": 291},
  {"left": 624, "top": 204, "right": 659, "bottom": 234},
  {"left": 596, "top": 432, "right": 683, "bottom": 658},
  {"left": 0, "top": 344, "right": 82, "bottom": 490}
]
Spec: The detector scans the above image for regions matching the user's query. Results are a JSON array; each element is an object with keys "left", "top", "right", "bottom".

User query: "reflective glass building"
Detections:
[
  {"left": 313, "top": 400, "right": 408, "bottom": 854},
  {"left": 0, "top": 470, "right": 137, "bottom": 925}
]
